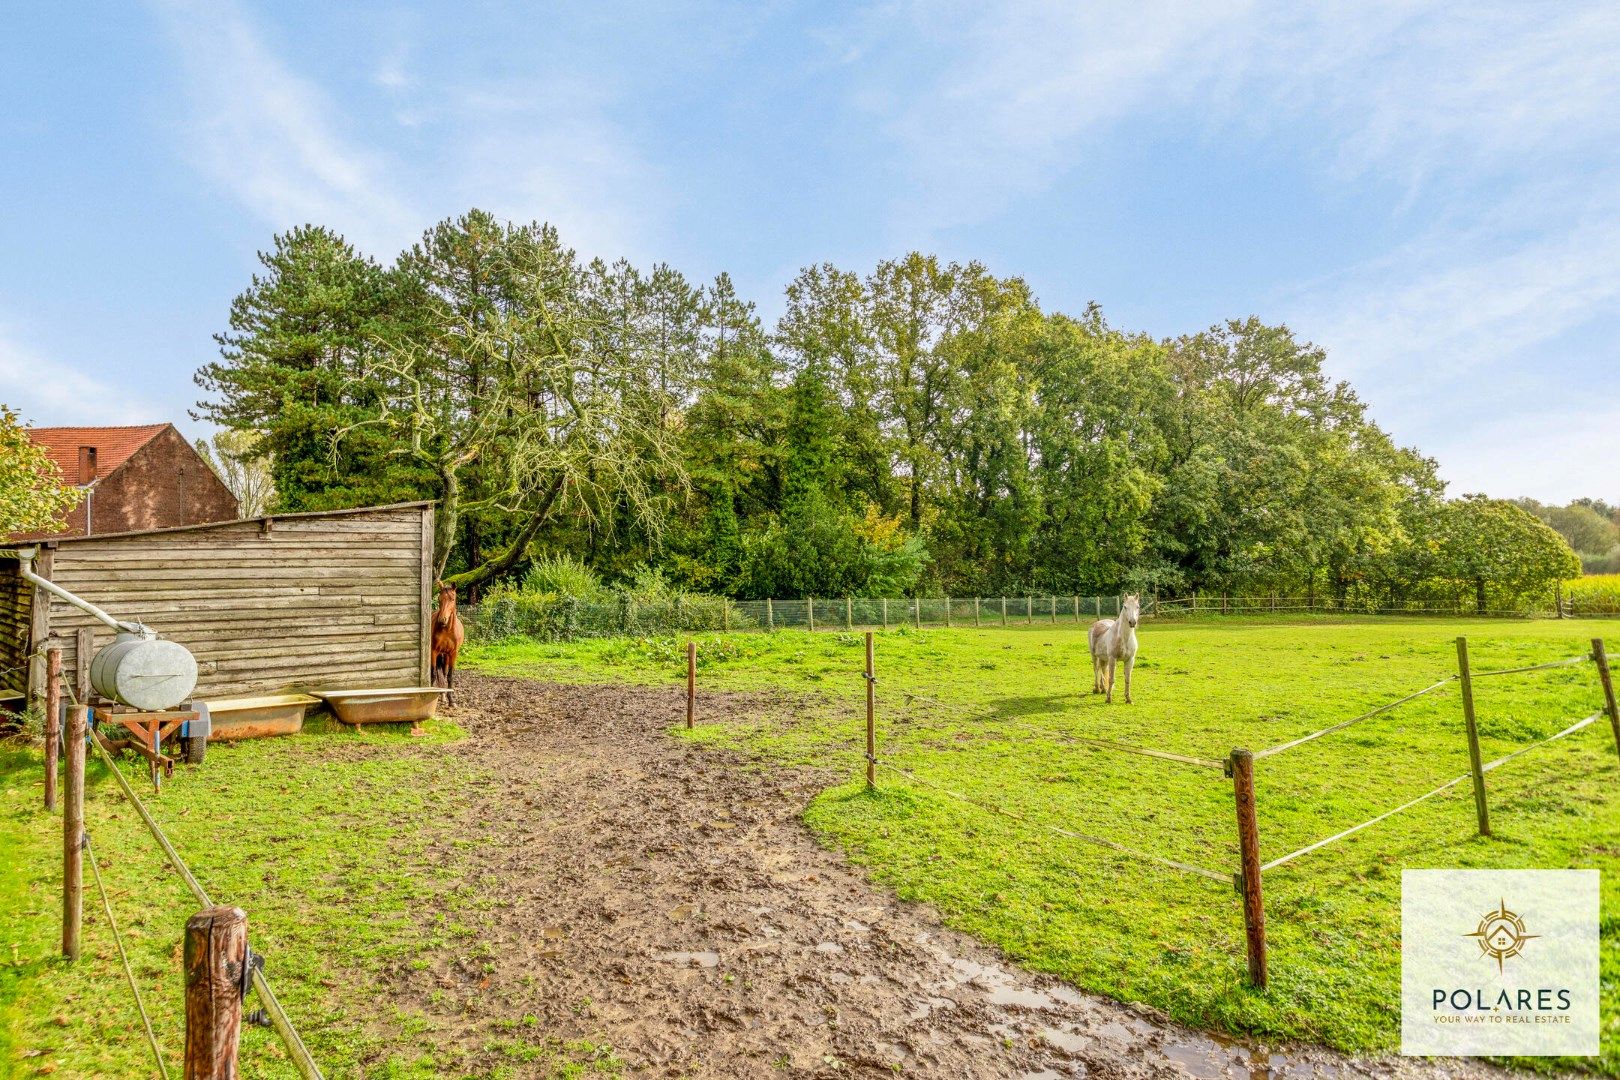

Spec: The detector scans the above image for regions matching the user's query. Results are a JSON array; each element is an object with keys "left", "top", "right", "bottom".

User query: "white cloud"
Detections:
[
  {"left": 147, "top": 0, "right": 419, "bottom": 255},
  {"left": 841, "top": 1, "right": 1620, "bottom": 500},
  {"left": 146, "top": 1, "right": 659, "bottom": 265},
  {"left": 851, "top": 2, "right": 1620, "bottom": 226},
  {"left": 0, "top": 325, "right": 162, "bottom": 427}
]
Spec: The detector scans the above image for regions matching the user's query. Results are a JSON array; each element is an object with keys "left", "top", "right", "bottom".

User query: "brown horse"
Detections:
[{"left": 430, "top": 581, "right": 465, "bottom": 705}]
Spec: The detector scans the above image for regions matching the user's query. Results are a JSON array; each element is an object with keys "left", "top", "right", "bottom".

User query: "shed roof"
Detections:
[
  {"left": 0, "top": 501, "right": 434, "bottom": 548},
  {"left": 26, "top": 424, "right": 170, "bottom": 484}
]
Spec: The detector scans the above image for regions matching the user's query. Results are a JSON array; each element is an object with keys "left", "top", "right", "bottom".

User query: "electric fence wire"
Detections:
[
  {"left": 889, "top": 687, "right": 1226, "bottom": 769},
  {"left": 1261, "top": 709, "right": 1605, "bottom": 872},
  {"left": 1469, "top": 655, "right": 1593, "bottom": 677},
  {"left": 86, "top": 730, "right": 326, "bottom": 1080},
  {"left": 85, "top": 833, "right": 171, "bottom": 1080},
  {"left": 1252, "top": 676, "right": 1458, "bottom": 760}
]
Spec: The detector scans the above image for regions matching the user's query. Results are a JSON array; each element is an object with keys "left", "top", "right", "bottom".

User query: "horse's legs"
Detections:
[
  {"left": 1123, "top": 654, "right": 1135, "bottom": 704},
  {"left": 446, "top": 657, "right": 456, "bottom": 707},
  {"left": 1105, "top": 657, "right": 1116, "bottom": 704},
  {"left": 1091, "top": 653, "right": 1102, "bottom": 693}
]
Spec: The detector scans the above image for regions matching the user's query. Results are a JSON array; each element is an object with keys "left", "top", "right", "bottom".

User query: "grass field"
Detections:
[
  {"left": 2, "top": 616, "right": 1615, "bottom": 1076},
  {"left": 470, "top": 616, "right": 1620, "bottom": 1072},
  {"left": 0, "top": 719, "right": 626, "bottom": 1079}
]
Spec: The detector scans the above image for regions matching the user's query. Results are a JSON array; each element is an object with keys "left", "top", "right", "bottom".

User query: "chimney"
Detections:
[{"left": 78, "top": 445, "right": 98, "bottom": 484}]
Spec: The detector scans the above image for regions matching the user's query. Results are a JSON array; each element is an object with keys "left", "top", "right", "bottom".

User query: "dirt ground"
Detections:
[{"left": 384, "top": 673, "right": 1515, "bottom": 1080}]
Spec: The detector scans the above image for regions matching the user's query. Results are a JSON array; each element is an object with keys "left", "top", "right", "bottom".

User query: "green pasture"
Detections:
[
  {"left": 471, "top": 616, "right": 1620, "bottom": 1071},
  {"left": 0, "top": 719, "right": 622, "bottom": 1079}
]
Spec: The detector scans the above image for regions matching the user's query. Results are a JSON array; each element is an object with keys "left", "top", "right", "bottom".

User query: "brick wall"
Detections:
[
  {"left": 89, "top": 426, "right": 238, "bottom": 533},
  {"left": 13, "top": 427, "right": 239, "bottom": 539}
]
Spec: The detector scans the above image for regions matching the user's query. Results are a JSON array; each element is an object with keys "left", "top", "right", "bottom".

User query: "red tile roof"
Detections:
[{"left": 27, "top": 424, "right": 171, "bottom": 484}]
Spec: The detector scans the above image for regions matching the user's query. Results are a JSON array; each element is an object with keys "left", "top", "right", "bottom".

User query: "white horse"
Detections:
[{"left": 1089, "top": 594, "right": 1141, "bottom": 704}]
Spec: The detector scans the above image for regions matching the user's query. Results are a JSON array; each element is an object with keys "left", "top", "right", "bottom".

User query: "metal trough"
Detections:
[
  {"left": 202, "top": 693, "right": 320, "bottom": 741},
  {"left": 314, "top": 687, "right": 448, "bottom": 726}
]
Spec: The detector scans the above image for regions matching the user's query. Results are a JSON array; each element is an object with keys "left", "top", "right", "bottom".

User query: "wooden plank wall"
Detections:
[
  {"left": 36, "top": 506, "right": 431, "bottom": 699},
  {"left": 0, "top": 560, "right": 31, "bottom": 695}
]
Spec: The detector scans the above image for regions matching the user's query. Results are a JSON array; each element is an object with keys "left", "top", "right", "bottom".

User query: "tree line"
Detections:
[
  {"left": 193, "top": 209, "right": 1581, "bottom": 611},
  {"left": 1513, "top": 498, "right": 1620, "bottom": 574}
]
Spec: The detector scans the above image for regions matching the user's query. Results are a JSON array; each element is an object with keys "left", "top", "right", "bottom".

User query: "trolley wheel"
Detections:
[{"left": 180, "top": 734, "right": 207, "bottom": 765}]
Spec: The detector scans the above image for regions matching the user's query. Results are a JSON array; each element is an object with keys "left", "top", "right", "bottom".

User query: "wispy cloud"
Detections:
[
  {"left": 147, "top": 0, "right": 420, "bottom": 254},
  {"left": 0, "top": 322, "right": 161, "bottom": 427},
  {"left": 146, "top": 0, "right": 660, "bottom": 264},
  {"left": 842, "top": 0, "right": 1620, "bottom": 499}
]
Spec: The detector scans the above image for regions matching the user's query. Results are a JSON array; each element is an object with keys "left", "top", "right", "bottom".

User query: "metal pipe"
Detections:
[{"left": 15, "top": 547, "right": 151, "bottom": 638}]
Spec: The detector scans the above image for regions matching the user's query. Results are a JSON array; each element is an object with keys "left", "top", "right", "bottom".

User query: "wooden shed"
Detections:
[{"left": 1, "top": 502, "right": 434, "bottom": 704}]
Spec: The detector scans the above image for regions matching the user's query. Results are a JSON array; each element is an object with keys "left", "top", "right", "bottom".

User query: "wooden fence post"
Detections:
[
  {"left": 63, "top": 704, "right": 86, "bottom": 960},
  {"left": 75, "top": 626, "right": 92, "bottom": 702},
  {"left": 1000, "top": 596, "right": 1007, "bottom": 626},
  {"left": 865, "top": 632, "right": 876, "bottom": 789},
  {"left": 845, "top": 597, "right": 852, "bottom": 630},
  {"left": 1073, "top": 596, "right": 1079, "bottom": 622},
  {"left": 184, "top": 905, "right": 247, "bottom": 1079},
  {"left": 43, "top": 639, "right": 61, "bottom": 811},
  {"left": 1050, "top": 597, "right": 1057, "bottom": 624},
  {"left": 913, "top": 598, "right": 920, "bottom": 629},
  {"left": 722, "top": 602, "right": 730, "bottom": 632},
  {"left": 807, "top": 596, "right": 815, "bottom": 632},
  {"left": 881, "top": 598, "right": 888, "bottom": 630},
  {"left": 766, "top": 597, "right": 774, "bottom": 632},
  {"left": 1454, "top": 637, "right": 1491, "bottom": 837},
  {"left": 1229, "top": 748, "right": 1267, "bottom": 988},
  {"left": 1026, "top": 596, "right": 1033, "bottom": 625},
  {"left": 974, "top": 597, "right": 981, "bottom": 627},
  {"left": 945, "top": 597, "right": 952, "bottom": 628},
  {"left": 1593, "top": 639, "right": 1619, "bottom": 765},
  {"left": 686, "top": 641, "right": 696, "bottom": 730},
  {"left": 1555, "top": 581, "right": 1566, "bottom": 619}
]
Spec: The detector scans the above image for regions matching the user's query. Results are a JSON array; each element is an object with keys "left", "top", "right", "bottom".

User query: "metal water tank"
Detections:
[{"left": 90, "top": 631, "right": 198, "bottom": 711}]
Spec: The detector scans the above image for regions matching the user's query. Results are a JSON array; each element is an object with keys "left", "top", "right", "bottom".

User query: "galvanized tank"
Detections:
[{"left": 90, "top": 631, "right": 198, "bottom": 711}]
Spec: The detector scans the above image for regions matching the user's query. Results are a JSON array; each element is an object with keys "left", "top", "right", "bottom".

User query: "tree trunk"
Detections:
[
  {"left": 444, "top": 473, "right": 567, "bottom": 589},
  {"left": 1475, "top": 577, "right": 1487, "bottom": 616},
  {"left": 433, "top": 464, "right": 461, "bottom": 582}
]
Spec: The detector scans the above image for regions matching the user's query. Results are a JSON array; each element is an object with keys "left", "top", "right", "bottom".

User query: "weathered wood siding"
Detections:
[
  {"left": 0, "top": 559, "right": 31, "bottom": 695},
  {"left": 6, "top": 504, "right": 432, "bottom": 700}
]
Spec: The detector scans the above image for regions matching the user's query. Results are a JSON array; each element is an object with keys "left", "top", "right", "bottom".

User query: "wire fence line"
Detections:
[
  {"left": 467, "top": 593, "right": 1141, "bottom": 643},
  {"left": 85, "top": 833, "right": 170, "bottom": 1080},
  {"left": 88, "top": 729, "right": 325, "bottom": 1080},
  {"left": 1261, "top": 709, "right": 1605, "bottom": 873},
  {"left": 1252, "top": 677, "right": 1459, "bottom": 760},
  {"left": 466, "top": 589, "right": 1614, "bottom": 645},
  {"left": 840, "top": 637, "right": 1611, "bottom": 900},
  {"left": 887, "top": 686, "right": 1226, "bottom": 770},
  {"left": 1470, "top": 656, "right": 1593, "bottom": 677}
]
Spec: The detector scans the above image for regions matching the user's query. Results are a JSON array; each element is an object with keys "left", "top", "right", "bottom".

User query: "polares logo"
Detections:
[
  {"left": 1464, "top": 899, "right": 1537, "bottom": 974},
  {"left": 1402, "top": 870, "right": 1597, "bottom": 1056}
]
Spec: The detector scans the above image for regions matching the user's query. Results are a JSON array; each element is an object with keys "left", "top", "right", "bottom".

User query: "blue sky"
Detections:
[{"left": 3, "top": 1, "right": 1617, "bottom": 502}]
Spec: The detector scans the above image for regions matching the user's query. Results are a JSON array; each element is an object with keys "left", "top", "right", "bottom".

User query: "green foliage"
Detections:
[
  {"left": 1427, "top": 495, "right": 1583, "bottom": 613},
  {"left": 518, "top": 554, "right": 609, "bottom": 600},
  {"left": 196, "top": 216, "right": 1586, "bottom": 606},
  {"left": 0, "top": 405, "right": 81, "bottom": 534},
  {"left": 193, "top": 225, "right": 429, "bottom": 513}
]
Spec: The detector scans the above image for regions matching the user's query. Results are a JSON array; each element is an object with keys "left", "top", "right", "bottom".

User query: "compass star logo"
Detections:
[{"left": 1464, "top": 899, "right": 1538, "bottom": 973}]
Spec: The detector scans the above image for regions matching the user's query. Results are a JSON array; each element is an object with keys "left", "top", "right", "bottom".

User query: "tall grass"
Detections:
[{"left": 1567, "top": 574, "right": 1620, "bottom": 614}]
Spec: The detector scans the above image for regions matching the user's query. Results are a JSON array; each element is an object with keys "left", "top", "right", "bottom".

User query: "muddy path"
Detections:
[{"left": 384, "top": 673, "right": 1514, "bottom": 1080}]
